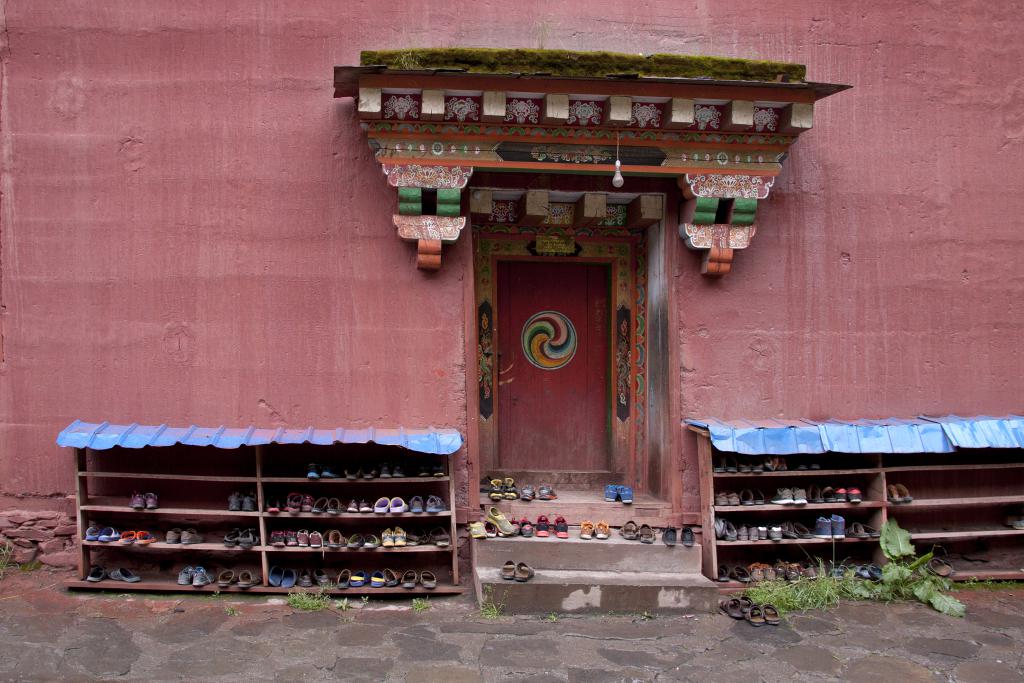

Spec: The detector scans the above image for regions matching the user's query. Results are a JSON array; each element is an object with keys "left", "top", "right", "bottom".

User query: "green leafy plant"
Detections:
[
  {"left": 544, "top": 612, "right": 559, "bottom": 622},
  {"left": 744, "top": 521, "right": 965, "bottom": 617},
  {"left": 224, "top": 606, "right": 239, "bottom": 617},
  {"left": 412, "top": 597, "right": 430, "bottom": 612},
  {"left": 334, "top": 598, "right": 351, "bottom": 612},
  {"left": 287, "top": 589, "right": 331, "bottom": 612}
]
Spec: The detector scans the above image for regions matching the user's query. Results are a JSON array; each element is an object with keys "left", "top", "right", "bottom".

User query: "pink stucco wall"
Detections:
[{"left": 0, "top": 2, "right": 1021, "bottom": 517}]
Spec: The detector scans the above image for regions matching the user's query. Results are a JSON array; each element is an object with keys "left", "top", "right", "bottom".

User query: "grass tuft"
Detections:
[
  {"left": 955, "top": 579, "right": 1022, "bottom": 591},
  {"left": 18, "top": 559, "right": 42, "bottom": 572},
  {"left": 334, "top": 598, "right": 351, "bottom": 612},
  {"left": 224, "top": 606, "right": 239, "bottom": 617},
  {"left": 287, "top": 589, "right": 331, "bottom": 612},
  {"left": 544, "top": 612, "right": 559, "bottom": 622},
  {"left": 0, "top": 541, "right": 12, "bottom": 581},
  {"left": 479, "top": 586, "right": 505, "bottom": 619},
  {"left": 412, "top": 597, "right": 430, "bottom": 612}
]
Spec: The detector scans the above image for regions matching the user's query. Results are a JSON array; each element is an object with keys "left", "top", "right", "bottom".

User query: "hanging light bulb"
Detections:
[
  {"left": 612, "top": 160, "right": 624, "bottom": 188},
  {"left": 611, "top": 131, "right": 624, "bottom": 188}
]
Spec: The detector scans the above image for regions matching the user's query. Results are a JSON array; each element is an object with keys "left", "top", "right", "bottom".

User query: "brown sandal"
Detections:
[
  {"left": 763, "top": 604, "right": 781, "bottom": 625},
  {"left": 745, "top": 604, "right": 766, "bottom": 627}
]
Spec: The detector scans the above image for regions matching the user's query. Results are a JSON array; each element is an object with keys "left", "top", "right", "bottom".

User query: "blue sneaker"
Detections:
[
  {"left": 320, "top": 465, "right": 338, "bottom": 479},
  {"left": 831, "top": 514, "right": 846, "bottom": 539},
  {"left": 813, "top": 517, "right": 832, "bottom": 539},
  {"left": 618, "top": 486, "right": 634, "bottom": 504},
  {"left": 604, "top": 485, "right": 619, "bottom": 502},
  {"left": 306, "top": 463, "right": 320, "bottom": 480}
]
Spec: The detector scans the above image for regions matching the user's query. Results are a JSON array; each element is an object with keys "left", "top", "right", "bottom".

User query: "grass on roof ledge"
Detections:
[{"left": 360, "top": 48, "right": 806, "bottom": 83}]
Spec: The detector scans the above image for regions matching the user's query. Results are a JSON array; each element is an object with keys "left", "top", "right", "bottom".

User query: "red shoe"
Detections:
[
  {"left": 834, "top": 488, "right": 849, "bottom": 502},
  {"left": 285, "top": 493, "right": 302, "bottom": 514},
  {"left": 554, "top": 516, "right": 569, "bottom": 539},
  {"left": 535, "top": 515, "right": 550, "bottom": 537},
  {"left": 847, "top": 487, "right": 862, "bottom": 503},
  {"left": 301, "top": 494, "right": 315, "bottom": 513}
]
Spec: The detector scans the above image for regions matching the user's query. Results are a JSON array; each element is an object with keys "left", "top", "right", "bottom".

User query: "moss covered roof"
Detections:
[{"left": 360, "top": 48, "right": 806, "bottom": 83}]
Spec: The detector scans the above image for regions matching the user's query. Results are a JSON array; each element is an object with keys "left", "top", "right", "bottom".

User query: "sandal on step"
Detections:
[{"left": 620, "top": 520, "right": 639, "bottom": 540}]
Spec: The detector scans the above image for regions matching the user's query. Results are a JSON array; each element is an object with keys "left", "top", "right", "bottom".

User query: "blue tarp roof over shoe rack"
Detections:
[
  {"left": 684, "top": 415, "right": 1024, "bottom": 455},
  {"left": 56, "top": 420, "right": 463, "bottom": 455}
]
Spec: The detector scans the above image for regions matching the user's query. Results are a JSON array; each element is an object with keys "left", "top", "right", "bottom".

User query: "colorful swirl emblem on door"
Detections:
[{"left": 521, "top": 311, "right": 577, "bottom": 370}]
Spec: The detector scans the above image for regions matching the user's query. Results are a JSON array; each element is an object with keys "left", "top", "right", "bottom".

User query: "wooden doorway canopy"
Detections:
[{"left": 333, "top": 49, "right": 849, "bottom": 274}]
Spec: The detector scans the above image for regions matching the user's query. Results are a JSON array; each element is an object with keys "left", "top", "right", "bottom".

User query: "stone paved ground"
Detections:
[{"left": 0, "top": 572, "right": 1022, "bottom": 682}]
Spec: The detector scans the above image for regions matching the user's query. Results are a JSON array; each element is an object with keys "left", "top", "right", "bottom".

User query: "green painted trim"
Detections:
[
  {"left": 730, "top": 198, "right": 757, "bottom": 226},
  {"left": 691, "top": 197, "right": 719, "bottom": 225},
  {"left": 361, "top": 48, "right": 806, "bottom": 83},
  {"left": 398, "top": 187, "right": 422, "bottom": 216},
  {"left": 436, "top": 187, "right": 461, "bottom": 217}
]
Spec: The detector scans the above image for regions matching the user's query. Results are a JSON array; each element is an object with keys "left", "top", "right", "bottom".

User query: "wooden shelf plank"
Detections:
[
  {"left": 891, "top": 495, "right": 1024, "bottom": 509},
  {"left": 268, "top": 511, "right": 451, "bottom": 520},
  {"left": 713, "top": 501, "right": 883, "bottom": 512},
  {"left": 263, "top": 545, "right": 449, "bottom": 553},
  {"left": 65, "top": 580, "right": 465, "bottom": 595},
  {"left": 82, "top": 540, "right": 258, "bottom": 551},
  {"left": 261, "top": 476, "right": 448, "bottom": 484},
  {"left": 78, "top": 471, "right": 257, "bottom": 482},
  {"left": 910, "top": 529, "right": 1024, "bottom": 541},
  {"left": 884, "top": 463, "right": 1024, "bottom": 473},
  {"left": 714, "top": 468, "right": 881, "bottom": 478},
  {"left": 950, "top": 570, "right": 1024, "bottom": 582},
  {"left": 80, "top": 505, "right": 261, "bottom": 518},
  {"left": 716, "top": 537, "right": 876, "bottom": 547}
]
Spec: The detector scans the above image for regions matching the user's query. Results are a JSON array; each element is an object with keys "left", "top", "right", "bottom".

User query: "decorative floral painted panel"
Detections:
[
  {"left": 629, "top": 102, "right": 664, "bottom": 128},
  {"left": 504, "top": 98, "right": 542, "bottom": 124},
  {"left": 444, "top": 96, "right": 482, "bottom": 122},
  {"left": 567, "top": 99, "right": 604, "bottom": 126},
  {"left": 382, "top": 94, "right": 421, "bottom": 120}
]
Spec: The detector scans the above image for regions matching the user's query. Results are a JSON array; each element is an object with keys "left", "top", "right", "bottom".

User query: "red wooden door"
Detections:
[{"left": 497, "top": 261, "right": 610, "bottom": 471}]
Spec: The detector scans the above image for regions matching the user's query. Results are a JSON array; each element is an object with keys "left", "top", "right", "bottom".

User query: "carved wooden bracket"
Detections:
[
  {"left": 393, "top": 215, "right": 467, "bottom": 271},
  {"left": 678, "top": 173, "right": 773, "bottom": 277}
]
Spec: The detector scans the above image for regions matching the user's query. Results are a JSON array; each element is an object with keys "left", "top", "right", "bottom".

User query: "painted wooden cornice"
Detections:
[{"left": 335, "top": 67, "right": 848, "bottom": 273}]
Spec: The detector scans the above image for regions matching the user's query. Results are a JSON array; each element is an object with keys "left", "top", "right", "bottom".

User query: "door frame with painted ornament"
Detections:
[{"left": 472, "top": 221, "right": 648, "bottom": 491}]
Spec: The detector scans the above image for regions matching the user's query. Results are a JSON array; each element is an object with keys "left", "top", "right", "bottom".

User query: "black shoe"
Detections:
[
  {"left": 682, "top": 526, "right": 695, "bottom": 547},
  {"left": 227, "top": 491, "right": 242, "bottom": 511},
  {"left": 662, "top": 527, "right": 677, "bottom": 546},
  {"left": 241, "top": 493, "right": 257, "bottom": 512}
]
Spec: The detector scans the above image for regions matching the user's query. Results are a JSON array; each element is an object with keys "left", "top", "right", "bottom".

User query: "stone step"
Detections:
[
  {"left": 484, "top": 489, "right": 676, "bottom": 527},
  {"left": 473, "top": 532, "right": 702, "bottom": 574},
  {"left": 476, "top": 567, "right": 719, "bottom": 615}
]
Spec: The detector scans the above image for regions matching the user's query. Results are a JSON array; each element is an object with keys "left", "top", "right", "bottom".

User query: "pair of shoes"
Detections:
[
  {"left": 579, "top": 520, "right": 611, "bottom": 540},
  {"left": 770, "top": 488, "right": 809, "bottom": 505},
  {"left": 129, "top": 492, "right": 159, "bottom": 510},
  {"left": 268, "top": 566, "right": 298, "bottom": 588},
  {"left": 603, "top": 484, "right": 634, "bottom": 504},
  {"left": 719, "top": 596, "right": 781, "bottom": 626},
  {"left": 374, "top": 497, "right": 410, "bottom": 513},
  {"left": 178, "top": 565, "right": 212, "bottom": 587},
  {"left": 109, "top": 530, "right": 156, "bottom": 545},
  {"left": 415, "top": 463, "right": 446, "bottom": 478},
  {"left": 88, "top": 527, "right": 120, "bottom": 543},
  {"left": 500, "top": 560, "right": 536, "bottom": 582},
  {"left": 216, "top": 569, "right": 260, "bottom": 588},
  {"left": 813, "top": 515, "right": 846, "bottom": 539},
  {"left": 306, "top": 463, "right": 338, "bottom": 479},
  {"left": 660, "top": 526, "right": 696, "bottom": 547},
  {"left": 283, "top": 493, "right": 315, "bottom": 514},
  {"left": 308, "top": 497, "right": 343, "bottom": 514},
  {"left": 536, "top": 484, "right": 557, "bottom": 501},
  {"left": 382, "top": 527, "right": 409, "bottom": 547},
  {"left": 223, "top": 528, "right": 260, "bottom": 548},
  {"left": 531, "top": 514, "right": 568, "bottom": 539},
  {"left": 716, "top": 489, "right": 767, "bottom": 506},
  {"left": 400, "top": 570, "right": 437, "bottom": 589},
  {"left": 227, "top": 491, "right": 257, "bottom": 512},
  {"left": 887, "top": 484, "right": 913, "bottom": 504},
  {"left": 487, "top": 477, "right": 519, "bottom": 500},
  {"left": 620, "top": 521, "right": 656, "bottom": 543}
]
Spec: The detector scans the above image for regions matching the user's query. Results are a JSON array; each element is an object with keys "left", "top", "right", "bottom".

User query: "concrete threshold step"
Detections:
[
  {"left": 473, "top": 533, "right": 702, "bottom": 573},
  {"left": 486, "top": 495, "right": 675, "bottom": 527},
  {"left": 477, "top": 567, "right": 718, "bottom": 615}
]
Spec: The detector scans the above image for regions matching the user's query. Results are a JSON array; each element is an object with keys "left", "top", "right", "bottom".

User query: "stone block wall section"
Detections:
[{"left": 0, "top": 509, "right": 78, "bottom": 569}]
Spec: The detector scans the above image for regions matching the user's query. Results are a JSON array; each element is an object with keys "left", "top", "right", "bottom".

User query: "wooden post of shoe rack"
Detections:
[{"left": 255, "top": 445, "right": 270, "bottom": 588}]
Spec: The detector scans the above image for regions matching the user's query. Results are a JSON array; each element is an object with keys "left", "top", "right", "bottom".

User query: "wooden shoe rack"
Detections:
[
  {"left": 67, "top": 442, "right": 462, "bottom": 595},
  {"left": 692, "top": 428, "right": 1024, "bottom": 587}
]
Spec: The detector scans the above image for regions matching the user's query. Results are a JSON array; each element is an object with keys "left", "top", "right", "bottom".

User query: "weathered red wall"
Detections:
[{"left": 0, "top": 2, "right": 1021, "bottom": 520}]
